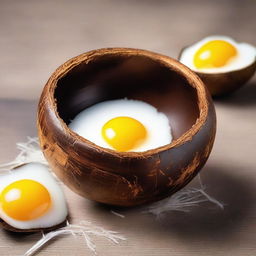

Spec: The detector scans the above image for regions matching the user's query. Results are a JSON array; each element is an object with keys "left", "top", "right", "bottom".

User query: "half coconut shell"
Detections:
[
  {"left": 179, "top": 47, "right": 256, "bottom": 97},
  {"left": 37, "top": 48, "right": 217, "bottom": 207}
]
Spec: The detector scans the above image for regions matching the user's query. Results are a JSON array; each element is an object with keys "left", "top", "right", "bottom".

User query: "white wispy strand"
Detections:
[
  {"left": 197, "top": 174, "right": 224, "bottom": 210},
  {"left": 198, "top": 189, "right": 224, "bottom": 210},
  {"left": 0, "top": 137, "right": 47, "bottom": 171},
  {"left": 143, "top": 182, "right": 224, "bottom": 220},
  {"left": 110, "top": 211, "right": 125, "bottom": 218},
  {"left": 23, "top": 221, "right": 126, "bottom": 256}
]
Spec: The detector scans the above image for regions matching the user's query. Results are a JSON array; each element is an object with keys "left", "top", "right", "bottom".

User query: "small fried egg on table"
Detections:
[
  {"left": 0, "top": 163, "right": 68, "bottom": 232},
  {"left": 179, "top": 35, "right": 256, "bottom": 97}
]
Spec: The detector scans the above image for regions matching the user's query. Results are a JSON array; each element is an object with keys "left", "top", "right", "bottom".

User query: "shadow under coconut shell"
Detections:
[
  {"left": 90, "top": 164, "right": 255, "bottom": 244},
  {"left": 214, "top": 81, "right": 256, "bottom": 106},
  {"left": 146, "top": 164, "right": 255, "bottom": 241}
]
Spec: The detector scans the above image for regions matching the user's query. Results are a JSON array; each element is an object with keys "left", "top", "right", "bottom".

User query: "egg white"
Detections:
[
  {"left": 179, "top": 35, "right": 256, "bottom": 73},
  {"left": 0, "top": 163, "right": 68, "bottom": 230},
  {"left": 69, "top": 99, "right": 172, "bottom": 152}
]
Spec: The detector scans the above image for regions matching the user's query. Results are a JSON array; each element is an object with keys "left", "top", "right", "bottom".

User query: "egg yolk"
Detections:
[
  {"left": 193, "top": 40, "right": 237, "bottom": 69},
  {"left": 102, "top": 116, "right": 147, "bottom": 151},
  {"left": 0, "top": 179, "right": 51, "bottom": 221}
]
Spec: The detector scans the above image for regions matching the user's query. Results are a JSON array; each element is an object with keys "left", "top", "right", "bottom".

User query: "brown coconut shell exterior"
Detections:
[
  {"left": 179, "top": 48, "right": 256, "bottom": 97},
  {"left": 196, "top": 61, "right": 256, "bottom": 97},
  {"left": 0, "top": 218, "right": 67, "bottom": 233},
  {"left": 37, "top": 48, "right": 216, "bottom": 207}
]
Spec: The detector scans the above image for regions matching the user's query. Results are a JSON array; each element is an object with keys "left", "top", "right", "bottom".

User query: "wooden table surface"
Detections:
[{"left": 0, "top": 0, "right": 256, "bottom": 255}]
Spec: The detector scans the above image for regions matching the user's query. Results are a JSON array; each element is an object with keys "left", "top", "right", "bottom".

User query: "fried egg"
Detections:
[
  {"left": 179, "top": 35, "right": 256, "bottom": 73},
  {"left": 69, "top": 99, "right": 172, "bottom": 152},
  {"left": 0, "top": 163, "right": 68, "bottom": 230}
]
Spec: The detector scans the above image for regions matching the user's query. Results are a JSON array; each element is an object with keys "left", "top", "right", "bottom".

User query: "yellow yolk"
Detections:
[
  {"left": 193, "top": 40, "right": 237, "bottom": 69},
  {"left": 102, "top": 116, "right": 147, "bottom": 151},
  {"left": 0, "top": 179, "right": 51, "bottom": 221}
]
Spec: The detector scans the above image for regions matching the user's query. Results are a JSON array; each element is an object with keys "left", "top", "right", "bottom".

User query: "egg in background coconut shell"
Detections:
[{"left": 179, "top": 36, "right": 256, "bottom": 97}]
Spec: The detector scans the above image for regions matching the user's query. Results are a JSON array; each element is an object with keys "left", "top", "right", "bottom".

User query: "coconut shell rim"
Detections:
[
  {"left": 40, "top": 47, "right": 209, "bottom": 159},
  {"left": 178, "top": 45, "right": 256, "bottom": 75}
]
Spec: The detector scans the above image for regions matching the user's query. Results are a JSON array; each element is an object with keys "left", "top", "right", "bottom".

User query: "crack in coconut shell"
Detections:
[{"left": 173, "top": 153, "right": 201, "bottom": 186}]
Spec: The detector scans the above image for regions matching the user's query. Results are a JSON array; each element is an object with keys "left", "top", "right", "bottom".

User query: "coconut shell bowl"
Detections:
[{"left": 37, "top": 48, "right": 216, "bottom": 207}]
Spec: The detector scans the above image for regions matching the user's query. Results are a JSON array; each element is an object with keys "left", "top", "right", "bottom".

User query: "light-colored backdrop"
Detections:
[{"left": 0, "top": 0, "right": 256, "bottom": 255}]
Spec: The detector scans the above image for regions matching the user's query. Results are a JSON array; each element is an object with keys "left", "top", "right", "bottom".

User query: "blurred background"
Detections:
[
  {"left": 0, "top": 0, "right": 255, "bottom": 99},
  {"left": 0, "top": 1, "right": 256, "bottom": 255}
]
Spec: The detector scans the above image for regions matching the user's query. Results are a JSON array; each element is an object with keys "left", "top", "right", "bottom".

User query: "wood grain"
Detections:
[{"left": 0, "top": 0, "right": 256, "bottom": 255}]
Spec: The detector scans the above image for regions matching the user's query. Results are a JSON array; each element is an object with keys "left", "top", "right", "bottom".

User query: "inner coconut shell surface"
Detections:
[{"left": 38, "top": 48, "right": 216, "bottom": 206}]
